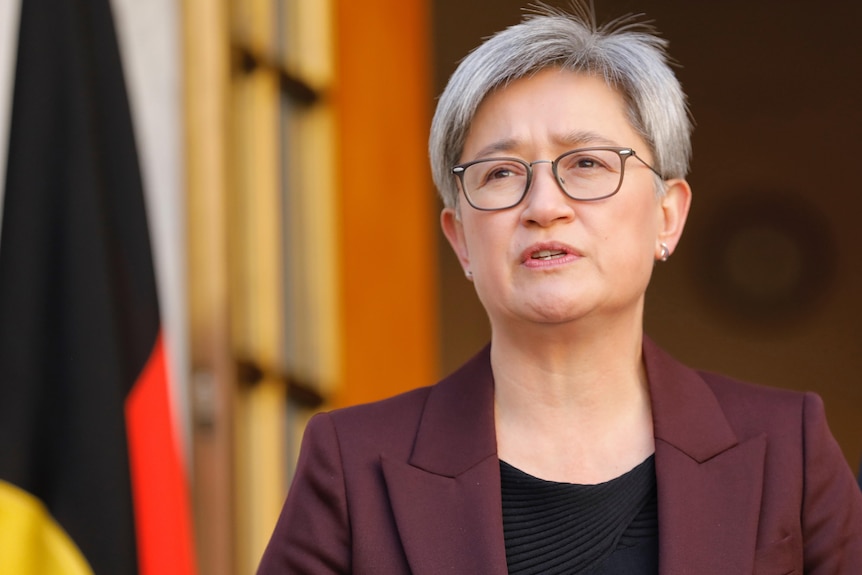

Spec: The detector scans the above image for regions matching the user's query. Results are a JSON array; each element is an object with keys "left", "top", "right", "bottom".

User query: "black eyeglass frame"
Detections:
[{"left": 451, "top": 146, "right": 664, "bottom": 211}]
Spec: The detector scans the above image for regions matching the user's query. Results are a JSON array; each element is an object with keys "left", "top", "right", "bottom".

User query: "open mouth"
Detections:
[{"left": 531, "top": 249, "right": 567, "bottom": 261}]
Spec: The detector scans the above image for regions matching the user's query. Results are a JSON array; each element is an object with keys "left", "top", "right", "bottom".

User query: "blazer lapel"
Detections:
[
  {"left": 382, "top": 339, "right": 768, "bottom": 574},
  {"left": 382, "top": 345, "right": 509, "bottom": 575},
  {"left": 644, "top": 338, "right": 766, "bottom": 575}
]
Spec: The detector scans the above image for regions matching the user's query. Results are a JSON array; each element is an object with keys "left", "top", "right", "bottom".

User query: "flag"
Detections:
[{"left": 0, "top": 0, "right": 196, "bottom": 573}]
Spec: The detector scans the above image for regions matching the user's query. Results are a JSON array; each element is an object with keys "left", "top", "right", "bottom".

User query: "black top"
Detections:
[{"left": 500, "top": 455, "right": 658, "bottom": 575}]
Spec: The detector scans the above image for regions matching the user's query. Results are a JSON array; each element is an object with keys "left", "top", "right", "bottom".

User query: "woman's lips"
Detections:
[
  {"left": 521, "top": 243, "right": 581, "bottom": 267},
  {"left": 531, "top": 249, "right": 567, "bottom": 261}
]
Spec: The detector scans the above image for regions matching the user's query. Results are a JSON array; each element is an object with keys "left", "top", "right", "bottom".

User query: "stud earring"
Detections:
[
  {"left": 658, "top": 243, "right": 670, "bottom": 262},
  {"left": 465, "top": 270, "right": 473, "bottom": 280}
]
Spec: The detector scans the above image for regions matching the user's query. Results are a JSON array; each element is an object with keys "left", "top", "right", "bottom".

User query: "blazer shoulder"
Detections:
[
  {"left": 328, "top": 385, "right": 433, "bottom": 431},
  {"left": 697, "top": 369, "right": 810, "bottom": 434},
  {"left": 317, "top": 345, "right": 495, "bottom": 469},
  {"left": 290, "top": 386, "right": 437, "bottom": 501},
  {"left": 699, "top": 369, "right": 806, "bottom": 404}
]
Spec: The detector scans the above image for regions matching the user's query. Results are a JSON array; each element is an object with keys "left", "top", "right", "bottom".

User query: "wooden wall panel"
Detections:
[{"left": 182, "top": 1, "right": 234, "bottom": 574}]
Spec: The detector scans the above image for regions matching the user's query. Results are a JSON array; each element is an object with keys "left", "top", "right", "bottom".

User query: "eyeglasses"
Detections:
[{"left": 451, "top": 146, "right": 663, "bottom": 211}]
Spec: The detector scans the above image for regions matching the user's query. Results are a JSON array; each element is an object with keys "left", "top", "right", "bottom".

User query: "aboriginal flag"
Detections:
[{"left": 0, "top": 0, "right": 196, "bottom": 574}]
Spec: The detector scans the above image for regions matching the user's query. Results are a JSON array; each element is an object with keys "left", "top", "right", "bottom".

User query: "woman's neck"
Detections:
[{"left": 490, "top": 316, "right": 654, "bottom": 484}]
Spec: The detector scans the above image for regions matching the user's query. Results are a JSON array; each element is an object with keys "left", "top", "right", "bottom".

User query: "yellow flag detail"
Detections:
[{"left": 0, "top": 480, "right": 94, "bottom": 575}]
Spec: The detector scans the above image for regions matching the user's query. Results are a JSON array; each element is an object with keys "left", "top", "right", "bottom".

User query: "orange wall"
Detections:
[{"left": 335, "top": 0, "right": 438, "bottom": 407}]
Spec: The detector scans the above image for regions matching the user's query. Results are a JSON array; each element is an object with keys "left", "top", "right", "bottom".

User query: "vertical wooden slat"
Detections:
[
  {"left": 229, "top": 0, "right": 287, "bottom": 572},
  {"left": 182, "top": 1, "right": 234, "bottom": 575},
  {"left": 276, "top": 1, "right": 341, "bottom": 489},
  {"left": 335, "top": 0, "right": 438, "bottom": 406},
  {"left": 280, "top": 1, "right": 340, "bottom": 406}
]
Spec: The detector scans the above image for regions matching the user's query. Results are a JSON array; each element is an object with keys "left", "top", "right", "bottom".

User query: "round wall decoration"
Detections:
[{"left": 692, "top": 191, "right": 836, "bottom": 325}]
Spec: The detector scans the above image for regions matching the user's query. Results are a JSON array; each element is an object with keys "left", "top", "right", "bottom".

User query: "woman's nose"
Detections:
[{"left": 519, "top": 161, "right": 575, "bottom": 225}]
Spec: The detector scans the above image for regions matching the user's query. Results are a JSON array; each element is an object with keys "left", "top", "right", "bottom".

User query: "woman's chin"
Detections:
[{"left": 518, "top": 296, "right": 595, "bottom": 325}]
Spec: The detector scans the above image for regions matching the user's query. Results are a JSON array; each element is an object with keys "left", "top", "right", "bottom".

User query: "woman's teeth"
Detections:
[{"left": 532, "top": 250, "right": 565, "bottom": 260}]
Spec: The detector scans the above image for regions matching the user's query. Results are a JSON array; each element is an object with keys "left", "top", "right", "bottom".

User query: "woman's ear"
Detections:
[
  {"left": 440, "top": 207, "right": 471, "bottom": 272},
  {"left": 656, "top": 178, "right": 692, "bottom": 256}
]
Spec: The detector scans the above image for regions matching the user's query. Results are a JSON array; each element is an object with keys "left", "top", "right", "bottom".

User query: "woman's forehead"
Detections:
[{"left": 462, "top": 70, "right": 640, "bottom": 159}]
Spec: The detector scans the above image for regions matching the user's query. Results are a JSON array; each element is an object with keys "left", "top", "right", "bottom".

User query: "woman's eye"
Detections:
[
  {"left": 567, "top": 156, "right": 607, "bottom": 170},
  {"left": 489, "top": 167, "right": 516, "bottom": 179}
]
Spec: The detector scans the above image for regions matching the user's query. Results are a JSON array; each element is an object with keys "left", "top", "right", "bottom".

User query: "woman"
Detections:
[{"left": 258, "top": 5, "right": 862, "bottom": 574}]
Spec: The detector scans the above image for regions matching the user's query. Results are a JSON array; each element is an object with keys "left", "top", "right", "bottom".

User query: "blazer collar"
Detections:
[
  {"left": 643, "top": 336, "right": 765, "bottom": 574},
  {"left": 409, "top": 344, "right": 498, "bottom": 477},
  {"left": 642, "top": 336, "right": 738, "bottom": 461},
  {"left": 382, "top": 345, "right": 508, "bottom": 574}
]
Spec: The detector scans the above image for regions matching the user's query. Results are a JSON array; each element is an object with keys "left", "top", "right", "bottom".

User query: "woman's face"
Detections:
[{"left": 441, "top": 68, "right": 690, "bottom": 331}]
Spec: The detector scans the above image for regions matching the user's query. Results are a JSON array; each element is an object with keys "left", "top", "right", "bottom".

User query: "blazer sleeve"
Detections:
[
  {"left": 257, "top": 412, "right": 351, "bottom": 574},
  {"left": 801, "top": 392, "right": 862, "bottom": 573}
]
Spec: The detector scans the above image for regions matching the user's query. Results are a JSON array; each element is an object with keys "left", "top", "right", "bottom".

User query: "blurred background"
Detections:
[{"left": 0, "top": 0, "right": 859, "bottom": 573}]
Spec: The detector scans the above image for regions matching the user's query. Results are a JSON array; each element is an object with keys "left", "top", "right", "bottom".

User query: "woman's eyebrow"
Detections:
[
  {"left": 470, "top": 139, "right": 520, "bottom": 160},
  {"left": 554, "top": 130, "right": 617, "bottom": 148},
  {"left": 468, "top": 131, "right": 619, "bottom": 161}
]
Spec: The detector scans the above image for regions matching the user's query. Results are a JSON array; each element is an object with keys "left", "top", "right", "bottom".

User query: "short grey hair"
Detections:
[{"left": 429, "top": 3, "right": 693, "bottom": 209}]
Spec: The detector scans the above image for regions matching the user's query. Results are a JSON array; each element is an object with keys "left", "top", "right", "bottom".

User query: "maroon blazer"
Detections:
[{"left": 258, "top": 338, "right": 862, "bottom": 574}]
